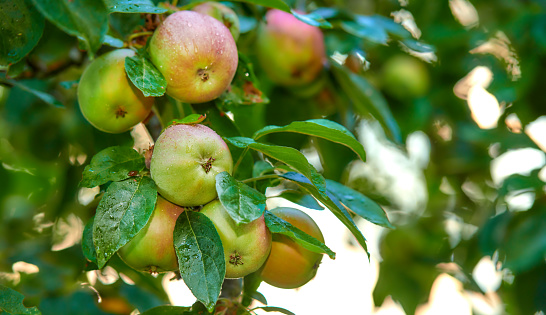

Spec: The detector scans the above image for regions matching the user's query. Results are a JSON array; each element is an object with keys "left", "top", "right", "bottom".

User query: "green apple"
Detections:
[
  {"left": 193, "top": 2, "right": 240, "bottom": 41},
  {"left": 256, "top": 9, "right": 325, "bottom": 86},
  {"left": 200, "top": 200, "right": 272, "bottom": 278},
  {"left": 148, "top": 11, "right": 238, "bottom": 104},
  {"left": 381, "top": 55, "right": 430, "bottom": 100},
  {"left": 150, "top": 124, "right": 233, "bottom": 207},
  {"left": 77, "top": 49, "right": 154, "bottom": 133},
  {"left": 118, "top": 196, "right": 185, "bottom": 273}
]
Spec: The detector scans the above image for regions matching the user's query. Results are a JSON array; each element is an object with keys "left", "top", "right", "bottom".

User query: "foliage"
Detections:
[{"left": 1, "top": 0, "right": 546, "bottom": 314}]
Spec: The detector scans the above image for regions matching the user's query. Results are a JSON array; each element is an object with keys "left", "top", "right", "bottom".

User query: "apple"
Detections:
[
  {"left": 200, "top": 200, "right": 271, "bottom": 278},
  {"left": 192, "top": 2, "right": 240, "bottom": 41},
  {"left": 150, "top": 124, "right": 233, "bottom": 207},
  {"left": 77, "top": 49, "right": 154, "bottom": 134},
  {"left": 148, "top": 11, "right": 238, "bottom": 104},
  {"left": 256, "top": 9, "right": 325, "bottom": 86},
  {"left": 381, "top": 55, "right": 430, "bottom": 100},
  {"left": 117, "top": 196, "right": 185, "bottom": 273},
  {"left": 260, "top": 207, "right": 324, "bottom": 289}
]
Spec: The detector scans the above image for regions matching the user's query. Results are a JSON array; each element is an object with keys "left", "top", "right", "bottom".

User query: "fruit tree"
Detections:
[{"left": 0, "top": 0, "right": 545, "bottom": 315}]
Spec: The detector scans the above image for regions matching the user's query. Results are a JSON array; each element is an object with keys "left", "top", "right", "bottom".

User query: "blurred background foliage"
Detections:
[{"left": 1, "top": 0, "right": 546, "bottom": 314}]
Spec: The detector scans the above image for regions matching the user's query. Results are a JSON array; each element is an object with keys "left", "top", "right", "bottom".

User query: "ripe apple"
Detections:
[
  {"left": 117, "top": 196, "right": 185, "bottom": 273},
  {"left": 150, "top": 124, "right": 233, "bottom": 207},
  {"left": 148, "top": 11, "right": 238, "bottom": 104},
  {"left": 256, "top": 9, "right": 325, "bottom": 86},
  {"left": 192, "top": 2, "right": 240, "bottom": 41},
  {"left": 260, "top": 207, "right": 324, "bottom": 289},
  {"left": 200, "top": 200, "right": 271, "bottom": 278},
  {"left": 381, "top": 55, "right": 430, "bottom": 100},
  {"left": 77, "top": 49, "right": 154, "bottom": 133}
]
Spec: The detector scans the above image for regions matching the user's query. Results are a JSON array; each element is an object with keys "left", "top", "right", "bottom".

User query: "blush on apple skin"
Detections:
[
  {"left": 256, "top": 9, "right": 326, "bottom": 87},
  {"left": 149, "top": 11, "right": 238, "bottom": 104},
  {"left": 150, "top": 124, "right": 233, "bottom": 207}
]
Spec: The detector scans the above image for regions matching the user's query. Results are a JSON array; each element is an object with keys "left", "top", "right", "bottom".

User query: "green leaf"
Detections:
[
  {"left": 140, "top": 305, "right": 192, "bottom": 315},
  {"left": 0, "top": 0, "right": 44, "bottom": 66},
  {"left": 173, "top": 211, "right": 225, "bottom": 313},
  {"left": 280, "top": 172, "right": 369, "bottom": 258},
  {"left": 325, "top": 179, "right": 393, "bottom": 228},
  {"left": 330, "top": 62, "right": 402, "bottom": 143},
  {"left": 251, "top": 306, "right": 295, "bottom": 315},
  {"left": 82, "top": 216, "right": 98, "bottom": 265},
  {"left": 401, "top": 39, "right": 436, "bottom": 53},
  {"left": 125, "top": 52, "right": 167, "bottom": 97},
  {"left": 275, "top": 190, "right": 323, "bottom": 210},
  {"left": 93, "top": 177, "right": 157, "bottom": 268},
  {"left": 253, "top": 119, "right": 366, "bottom": 161},
  {"left": 0, "top": 75, "right": 63, "bottom": 107},
  {"left": 103, "top": 34, "right": 124, "bottom": 48},
  {"left": 104, "top": 0, "right": 167, "bottom": 14},
  {"left": 0, "top": 285, "right": 41, "bottom": 315},
  {"left": 340, "top": 21, "right": 387, "bottom": 44},
  {"left": 291, "top": 10, "right": 332, "bottom": 29},
  {"left": 168, "top": 114, "right": 206, "bottom": 126},
  {"left": 186, "top": 0, "right": 290, "bottom": 12},
  {"left": 217, "top": 54, "right": 269, "bottom": 108},
  {"left": 225, "top": 137, "right": 328, "bottom": 199},
  {"left": 80, "top": 146, "right": 145, "bottom": 188},
  {"left": 216, "top": 172, "right": 266, "bottom": 224},
  {"left": 265, "top": 210, "right": 335, "bottom": 259},
  {"left": 31, "top": 0, "right": 108, "bottom": 59}
]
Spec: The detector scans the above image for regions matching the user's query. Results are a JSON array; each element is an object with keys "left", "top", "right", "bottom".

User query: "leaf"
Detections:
[
  {"left": 242, "top": 270, "right": 265, "bottom": 307},
  {"left": 102, "top": 34, "right": 124, "bottom": 48},
  {"left": 140, "top": 305, "right": 192, "bottom": 315},
  {"left": 31, "top": 0, "right": 108, "bottom": 59},
  {"left": 275, "top": 190, "right": 323, "bottom": 210},
  {"left": 125, "top": 52, "right": 167, "bottom": 97},
  {"left": 216, "top": 172, "right": 266, "bottom": 224},
  {"left": 104, "top": 0, "right": 167, "bottom": 14},
  {"left": 280, "top": 172, "right": 369, "bottom": 258},
  {"left": 253, "top": 119, "right": 366, "bottom": 161},
  {"left": 251, "top": 306, "right": 295, "bottom": 315},
  {"left": 80, "top": 146, "right": 145, "bottom": 188},
  {"left": 0, "top": 75, "right": 63, "bottom": 107},
  {"left": 168, "top": 114, "right": 206, "bottom": 126},
  {"left": 187, "top": 0, "right": 290, "bottom": 12},
  {"left": 93, "top": 177, "right": 157, "bottom": 268},
  {"left": 82, "top": 217, "right": 98, "bottom": 265},
  {"left": 401, "top": 39, "right": 436, "bottom": 53},
  {"left": 0, "top": 0, "right": 44, "bottom": 66},
  {"left": 0, "top": 285, "right": 41, "bottom": 315},
  {"left": 340, "top": 20, "right": 388, "bottom": 45},
  {"left": 217, "top": 54, "right": 269, "bottom": 108},
  {"left": 291, "top": 10, "right": 332, "bottom": 29},
  {"left": 330, "top": 62, "right": 402, "bottom": 143},
  {"left": 173, "top": 211, "right": 225, "bottom": 313},
  {"left": 265, "top": 210, "right": 335, "bottom": 259},
  {"left": 225, "top": 137, "right": 328, "bottom": 199},
  {"left": 325, "top": 179, "right": 393, "bottom": 228}
]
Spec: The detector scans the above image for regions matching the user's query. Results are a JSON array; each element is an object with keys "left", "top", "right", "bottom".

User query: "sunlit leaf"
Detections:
[
  {"left": 125, "top": 52, "right": 167, "bottom": 97},
  {"left": 253, "top": 119, "right": 366, "bottom": 161}
]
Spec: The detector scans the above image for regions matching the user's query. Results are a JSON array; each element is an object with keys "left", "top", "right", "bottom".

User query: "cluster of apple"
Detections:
[
  {"left": 76, "top": 4, "right": 325, "bottom": 134},
  {"left": 117, "top": 122, "right": 324, "bottom": 288},
  {"left": 77, "top": 3, "right": 328, "bottom": 289}
]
